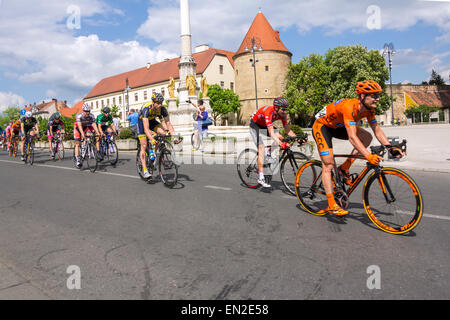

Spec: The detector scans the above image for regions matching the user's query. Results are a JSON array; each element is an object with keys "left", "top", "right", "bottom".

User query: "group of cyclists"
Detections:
[{"left": 1, "top": 80, "right": 404, "bottom": 217}]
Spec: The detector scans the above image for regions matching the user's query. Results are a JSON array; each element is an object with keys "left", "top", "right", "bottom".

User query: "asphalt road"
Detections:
[{"left": 0, "top": 148, "right": 449, "bottom": 300}]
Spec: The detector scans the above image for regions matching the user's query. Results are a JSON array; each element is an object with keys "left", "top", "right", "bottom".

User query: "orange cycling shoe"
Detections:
[{"left": 317, "top": 204, "right": 349, "bottom": 216}]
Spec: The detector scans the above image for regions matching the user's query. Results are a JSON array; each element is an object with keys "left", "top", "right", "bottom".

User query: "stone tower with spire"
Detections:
[{"left": 233, "top": 11, "right": 292, "bottom": 124}]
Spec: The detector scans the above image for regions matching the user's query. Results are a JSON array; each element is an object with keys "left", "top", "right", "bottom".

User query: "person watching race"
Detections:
[
  {"left": 96, "top": 107, "right": 118, "bottom": 161},
  {"left": 20, "top": 111, "right": 39, "bottom": 161},
  {"left": 74, "top": 104, "right": 100, "bottom": 168},
  {"left": 136, "top": 92, "right": 180, "bottom": 179},
  {"left": 47, "top": 112, "right": 66, "bottom": 159},
  {"left": 312, "top": 80, "right": 404, "bottom": 216},
  {"left": 250, "top": 97, "right": 298, "bottom": 188}
]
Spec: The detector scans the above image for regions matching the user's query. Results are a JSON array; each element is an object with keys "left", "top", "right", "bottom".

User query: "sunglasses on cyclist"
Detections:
[
  {"left": 368, "top": 93, "right": 381, "bottom": 99},
  {"left": 280, "top": 108, "right": 288, "bottom": 111}
]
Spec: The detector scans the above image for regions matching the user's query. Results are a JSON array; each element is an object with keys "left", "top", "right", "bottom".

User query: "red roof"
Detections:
[
  {"left": 234, "top": 12, "right": 291, "bottom": 59},
  {"left": 60, "top": 101, "right": 84, "bottom": 117},
  {"left": 84, "top": 48, "right": 235, "bottom": 100},
  {"left": 405, "top": 90, "right": 450, "bottom": 108}
]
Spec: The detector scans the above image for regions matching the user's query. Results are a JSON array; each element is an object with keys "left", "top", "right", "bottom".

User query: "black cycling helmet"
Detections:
[
  {"left": 54, "top": 112, "right": 61, "bottom": 119},
  {"left": 102, "top": 107, "right": 111, "bottom": 114},
  {"left": 273, "top": 97, "right": 289, "bottom": 108},
  {"left": 152, "top": 92, "right": 164, "bottom": 104}
]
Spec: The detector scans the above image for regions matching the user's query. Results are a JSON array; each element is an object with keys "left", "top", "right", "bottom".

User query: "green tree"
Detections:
[
  {"left": 428, "top": 69, "right": 445, "bottom": 85},
  {"left": 207, "top": 84, "right": 241, "bottom": 125},
  {"left": 110, "top": 105, "right": 120, "bottom": 118},
  {"left": 0, "top": 107, "right": 21, "bottom": 128},
  {"left": 285, "top": 45, "right": 390, "bottom": 127}
]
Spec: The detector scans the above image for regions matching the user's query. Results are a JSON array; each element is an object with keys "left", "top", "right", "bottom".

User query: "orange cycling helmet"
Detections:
[{"left": 355, "top": 80, "right": 382, "bottom": 95}]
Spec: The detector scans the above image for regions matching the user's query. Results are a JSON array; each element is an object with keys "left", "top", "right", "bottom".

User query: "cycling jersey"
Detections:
[
  {"left": 137, "top": 104, "right": 169, "bottom": 139},
  {"left": 48, "top": 119, "right": 64, "bottom": 129},
  {"left": 96, "top": 114, "right": 114, "bottom": 130},
  {"left": 315, "top": 98, "right": 377, "bottom": 129},
  {"left": 251, "top": 105, "right": 288, "bottom": 128},
  {"left": 75, "top": 113, "right": 96, "bottom": 129},
  {"left": 20, "top": 117, "right": 38, "bottom": 131},
  {"left": 11, "top": 120, "right": 22, "bottom": 133}
]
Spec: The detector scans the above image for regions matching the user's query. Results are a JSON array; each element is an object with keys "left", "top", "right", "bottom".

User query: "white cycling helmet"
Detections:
[
  {"left": 25, "top": 111, "right": 32, "bottom": 118},
  {"left": 82, "top": 103, "right": 91, "bottom": 112}
]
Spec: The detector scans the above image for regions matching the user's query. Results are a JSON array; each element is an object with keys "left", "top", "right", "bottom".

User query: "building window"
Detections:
[
  {"left": 101, "top": 100, "right": 104, "bottom": 107},
  {"left": 107, "top": 98, "right": 110, "bottom": 106},
  {"left": 91, "top": 102, "right": 93, "bottom": 108},
  {"left": 236, "top": 69, "right": 238, "bottom": 76},
  {"left": 96, "top": 101, "right": 99, "bottom": 109},
  {"left": 265, "top": 65, "right": 269, "bottom": 71},
  {"left": 230, "top": 82, "right": 234, "bottom": 91},
  {"left": 220, "top": 81, "right": 225, "bottom": 88},
  {"left": 134, "top": 93, "right": 138, "bottom": 102},
  {"left": 119, "top": 96, "right": 122, "bottom": 105},
  {"left": 152, "top": 89, "right": 156, "bottom": 94},
  {"left": 219, "top": 65, "right": 224, "bottom": 74},
  {"left": 144, "top": 91, "right": 147, "bottom": 100},
  {"left": 113, "top": 97, "right": 116, "bottom": 105},
  {"left": 161, "top": 88, "right": 165, "bottom": 97}
]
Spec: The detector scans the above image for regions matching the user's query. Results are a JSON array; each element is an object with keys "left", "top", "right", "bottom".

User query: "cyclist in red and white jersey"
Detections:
[{"left": 249, "top": 97, "right": 297, "bottom": 188}]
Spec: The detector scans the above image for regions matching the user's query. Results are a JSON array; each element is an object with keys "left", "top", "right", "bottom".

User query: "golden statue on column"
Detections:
[
  {"left": 186, "top": 74, "right": 196, "bottom": 96},
  {"left": 201, "top": 76, "right": 208, "bottom": 97},
  {"left": 168, "top": 77, "right": 175, "bottom": 98}
]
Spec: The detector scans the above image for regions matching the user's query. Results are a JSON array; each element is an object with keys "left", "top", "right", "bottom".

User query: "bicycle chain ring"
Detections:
[{"left": 334, "top": 189, "right": 350, "bottom": 209}]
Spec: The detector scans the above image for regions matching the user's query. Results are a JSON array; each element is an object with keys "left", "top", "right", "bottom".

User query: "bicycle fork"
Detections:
[{"left": 376, "top": 171, "right": 396, "bottom": 204}]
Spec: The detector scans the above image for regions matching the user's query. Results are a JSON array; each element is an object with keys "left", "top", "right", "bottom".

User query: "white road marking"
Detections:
[
  {"left": 397, "top": 210, "right": 450, "bottom": 222},
  {"left": 204, "top": 185, "right": 232, "bottom": 191}
]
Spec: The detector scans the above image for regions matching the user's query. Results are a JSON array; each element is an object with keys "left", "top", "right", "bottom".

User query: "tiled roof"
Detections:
[
  {"left": 84, "top": 48, "right": 235, "bottom": 100},
  {"left": 234, "top": 12, "right": 291, "bottom": 59},
  {"left": 405, "top": 90, "right": 450, "bottom": 108},
  {"left": 60, "top": 101, "right": 84, "bottom": 117}
]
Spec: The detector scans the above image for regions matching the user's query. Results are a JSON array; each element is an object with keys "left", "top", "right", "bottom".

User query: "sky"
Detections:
[{"left": 0, "top": 0, "right": 449, "bottom": 112}]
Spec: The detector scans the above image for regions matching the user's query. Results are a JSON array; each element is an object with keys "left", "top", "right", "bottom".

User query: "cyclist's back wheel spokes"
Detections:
[
  {"left": 159, "top": 147, "right": 178, "bottom": 188},
  {"left": 237, "top": 148, "right": 260, "bottom": 189},
  {"left": 363, "top": 167, "right": 423, "bottom": 235},
  {"left": 85, "top": 142, "right": 98, "bottom": 173},
  {"left": 106, "top": 140, "right": 119, "bottom": 166},
  {"left": 280, "top": 151, "right": 309, "bottom": 196},
  {"left": 295, "top": 160, "right": 329, "bottom": 216},
  {"left": 190, "top": 132, "right": 201, "bottom": 150}
]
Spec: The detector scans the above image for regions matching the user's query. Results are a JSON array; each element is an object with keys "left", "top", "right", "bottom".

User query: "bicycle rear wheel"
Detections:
[
  {"left": 29, "top": 142, "right": 35, "bottom": 165},
  {"left": 237, "top": 148, "right": 260, "bottom": 188},
  {"left": 363, "top": 168, "right": 423, "bottom": 234},
  {"left": 280, "top": 151, "right": 309, "bottom": 196},
  {"left": 295, "top": 160, "right": 329, "bottom": 216}
]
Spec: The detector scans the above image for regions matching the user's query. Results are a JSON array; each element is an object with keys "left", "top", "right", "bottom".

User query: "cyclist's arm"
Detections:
[
  {"left": 370, "top": 122, "right": 390, "bottom": 146},
  {"left": 283, "top": 124, "right": 297, "bottom": 138},
  {"left": 20, "top": 123, "right": 25, "bottom": 136},
  {"left": 142, "top": 118, "right": 156, "bottom": 141},
  {"left": 92, "top": 122, "right": 101, "bottom": 136},
  {"left": 267, "top": 126, "right": 283, "bottom": 146},
  {"left": 346, "top": 125, "right": 371, "bottom": 158},
  {"left": 49, "top": 125, "right": 54, "bottom": 137},
  {"left": 163, "top": 117, "right": 176, "bottom": 136}
]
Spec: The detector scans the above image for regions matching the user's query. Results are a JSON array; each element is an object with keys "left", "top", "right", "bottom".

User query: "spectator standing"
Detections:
[
  {"left": 127, "top": 109, "right": 139, "bottom": 138},
  {"left": 113, "top": 116, "right": 121, "bottom": 134},
  {"left": 189, "top": 99, "right": 209, "bottom": 151}
]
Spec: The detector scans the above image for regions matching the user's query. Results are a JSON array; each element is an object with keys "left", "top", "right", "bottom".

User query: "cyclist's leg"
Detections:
[
  {"left": 47, "top": 128, "right": 53, "bottom": 154},
  {"left": 312, "top": 121, "right": 348, "bottom": 215},
  {"left": 339, "top": 126, "right": 372, "bottom": 173}
]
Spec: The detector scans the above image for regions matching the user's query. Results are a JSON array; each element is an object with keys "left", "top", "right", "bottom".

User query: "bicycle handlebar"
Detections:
[
  {"left": 370, "top": 139, "right": 407, "bottom": 157},
  {"left": 283, "top": 135, "right": 308, "bottom": 145}
]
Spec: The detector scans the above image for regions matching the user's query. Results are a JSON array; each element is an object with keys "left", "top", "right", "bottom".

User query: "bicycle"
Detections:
[
  {"left": 294, "top": 140, "right": 423, "bottom": 235},
  {"left": 136, "top": 134, "right": 180, "bottom": 188},
  {"left": 191, "top": 129, "right": 216, "bottom": 151},
  {"left": 9, "top": 136, "right": 19, "bottom": 158},
  {"left": 99, "top": 132, "right": 119, "bottom": 166},
  {"left": 51, "top": 131, "right": 65, "bottom": 161},
  {"left": 74, "top": 134, "right": 99, "bottom": 173},
  {"left": 23, "top": 134, "right": 36, "bottom": 165},
  {"left": 237, "top": 135, "right": 310, "bottom": 195}
]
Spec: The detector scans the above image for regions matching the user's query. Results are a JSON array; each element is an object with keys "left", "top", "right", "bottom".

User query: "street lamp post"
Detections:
[
  {"left": 245, "top": 37, "right": 262, "bottom": 111},
  {"left": 383, "top": 43, "right": 396, "bottom": 125},
  {"left": 124, "top": 78, "right": 131, "bottom": 125}
]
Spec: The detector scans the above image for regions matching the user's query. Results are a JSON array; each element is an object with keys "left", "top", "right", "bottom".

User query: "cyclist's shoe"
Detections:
[
  {"left": 257, "top": 178, "right": 271, "bottom": 188},
  {"left": 338, "top": 166, "right": 352, "bottom": 186},
  {"left": 98, "top": 153, "right": 104, "bottom": 162},
  {"left": 143, "top": 169, "right": 152, "bottom": 179},
  {"left": 317, "top": 204, "right": 349, "bottom": 216}
]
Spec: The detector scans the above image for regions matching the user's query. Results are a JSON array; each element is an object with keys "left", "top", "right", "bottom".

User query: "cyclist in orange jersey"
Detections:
[{"left": 312, "top": 80, "right": 404, "bottom": 216}]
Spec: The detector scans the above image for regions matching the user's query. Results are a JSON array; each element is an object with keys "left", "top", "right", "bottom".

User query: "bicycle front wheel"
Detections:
[
  {"left": 295, "top": 160, "right": 329, "bottom": 216},
  {"left": 29, "top": 143, "right": 35, "bottom": 165},
  {"left": 159, "top": 147, "right": 178, "bottom": 188},
  {"left": 106, "top": 141, "right": 119, "bottom": 165},
  {"left": 85, "top": 143, "right": 98, "bottom": 173},
  {"left": 56, "top": 141, "right": 65, "bottom": 160},
  {"left": 363, "top": 168, "right": 423, "bottom": 235},
  {"left": 280, "top": 151, "right": 309, "bottom": 196}
]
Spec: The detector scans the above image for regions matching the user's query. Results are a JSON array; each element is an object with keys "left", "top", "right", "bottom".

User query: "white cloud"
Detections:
[
  {"left": 0, "top": 0, "right": 177, "bottom": 101},
  {"left": 0, "top": 92, "right": 27, "bottom": 112}
]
